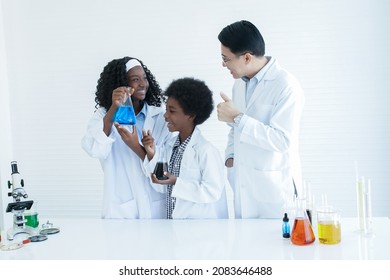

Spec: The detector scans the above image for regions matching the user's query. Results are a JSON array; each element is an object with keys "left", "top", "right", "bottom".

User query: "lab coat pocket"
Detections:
[
  {"left": 244, "top": 168, "right": 285, "bottom": 202},
  {"left": 105, "top": 199, "right": 138, "bottom": 219},
  {"left": 114, "top": 182, "right": 134, "bottom": 204},
  {"left": 173, "top": 201, "right": 218, "bottom": 219}
]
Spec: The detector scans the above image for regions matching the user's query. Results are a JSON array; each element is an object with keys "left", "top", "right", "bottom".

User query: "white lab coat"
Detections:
[
  {"left": 227, "top": 57, "right": 304, "bottom": 219},
  {"left": 81, "top": 104, "right": 171, "bottom": 219},
  {"left": 144, "top": 127, "right": 229, "bottom": 219}
]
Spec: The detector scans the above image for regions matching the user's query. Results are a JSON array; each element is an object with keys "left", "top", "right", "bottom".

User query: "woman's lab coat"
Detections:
[
  {"left": 81, "top": 104, "right": 171, "bottom": 219},
  {"left": 227, "top": 57, "right": 305, "bottom": 219},
  {"left": 144, "top": 127, "right": 229, "bottom": 219}
]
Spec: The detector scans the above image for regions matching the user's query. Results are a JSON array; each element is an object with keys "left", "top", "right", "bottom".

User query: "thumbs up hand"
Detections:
[
  {"left": 217, "top": 92, "right": 240, "bottom": 123},
  {"left": 141, "top": 129, "right": 155, "bottom": 160}
]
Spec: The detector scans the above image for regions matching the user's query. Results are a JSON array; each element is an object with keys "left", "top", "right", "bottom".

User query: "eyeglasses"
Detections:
[
  {"left": 221, "top": 52, "right": 253, "bottom": 64},
  {"left": 222, "top": 55, "right": 232, "bottom": 64}
]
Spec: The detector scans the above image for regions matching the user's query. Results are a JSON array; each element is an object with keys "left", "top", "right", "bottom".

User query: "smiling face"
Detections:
[
  {"left": 164, "top": 97, "right": 195, "bottom": 139},
  {"left": 127, "top": 65, "right": 149, "bottom": 102},
  {"left": 221, "top": 44, "right": 247, "bottom": 79}
]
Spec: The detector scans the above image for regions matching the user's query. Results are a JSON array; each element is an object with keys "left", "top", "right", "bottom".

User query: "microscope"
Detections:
[{"left": 6, "top": 161, "right": 35, "bottom": 240}]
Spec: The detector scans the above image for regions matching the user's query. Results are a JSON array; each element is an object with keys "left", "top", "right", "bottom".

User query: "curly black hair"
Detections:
[
  {"left": 94, "top": 56, "right": 165, "bottom": 110},
  {"left": 164, "top": 77, "right": 214, "bottom": 126}
]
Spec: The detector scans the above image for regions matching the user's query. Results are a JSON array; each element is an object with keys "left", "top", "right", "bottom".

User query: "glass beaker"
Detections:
[
  {"left": 153, "top": 145, "right": 168, "bottom": 180},
  {"left": 291, "top": 198, "right": 315, "bottom": 245},
  {"left": 24, "top": 212, "right": 39, "bottom": 228},
  {"left": 113, "top": 88, "right": 136, "bottom": 125},
  {"left": 24, "top": 201, "right": 39, "bottom": 228},
  {"left": 317, "top": 207, "right": 341, "bottom": 244}
]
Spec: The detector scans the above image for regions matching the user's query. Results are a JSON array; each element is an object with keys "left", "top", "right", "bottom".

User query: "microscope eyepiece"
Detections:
[{"left": 11, "top": 161, "right": 19, "bottom": 174}]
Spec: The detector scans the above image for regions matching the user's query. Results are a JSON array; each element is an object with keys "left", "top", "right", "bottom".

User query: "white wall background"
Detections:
[{"left": 1, "top": 0, "right": 389, "bottom": 227}]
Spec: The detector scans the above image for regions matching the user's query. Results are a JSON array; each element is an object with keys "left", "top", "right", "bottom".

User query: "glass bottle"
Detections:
[
  {"left": 282, "top": 213, "right": 291, "bottom": 238},
  {"left": 113, "top": 88, "right": 136, "bottom": 125},
  {"left": 291, "top": 198, "right": 315, "bottom": 245},
  {"left": 153, "top": 145, "right": 168, "bottom": 180}
]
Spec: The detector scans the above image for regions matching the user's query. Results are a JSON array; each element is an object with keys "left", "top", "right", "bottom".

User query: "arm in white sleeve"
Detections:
[
  {"left": 81, "top": 108, "right": 115, "bottom": 159},
  {"left": 224, "top": 123, "right": 235, "bottom": 162}
]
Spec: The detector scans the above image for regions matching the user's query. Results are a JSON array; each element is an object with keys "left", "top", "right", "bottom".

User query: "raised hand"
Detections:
[
  {"left": 217, "top": 92, "right": 240, "bottom": 123},
  {"left": 114, "top": 123, "right": 140, "bottom": 150},
  {"left": 141, "top": 129, "right": 155, "bottom": 160}
]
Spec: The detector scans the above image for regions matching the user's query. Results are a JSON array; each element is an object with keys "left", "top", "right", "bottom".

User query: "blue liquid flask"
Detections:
[{"left": 113, "top": 90, "right": 136, "bottom": 125}]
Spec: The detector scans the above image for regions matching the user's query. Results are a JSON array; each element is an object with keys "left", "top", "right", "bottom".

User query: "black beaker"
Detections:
[
  {"left": 153, "top": 162, "right": 168, "bottom": 180},
  {"left": 153, "top": 145, "right": 168, "bottom": 180}
]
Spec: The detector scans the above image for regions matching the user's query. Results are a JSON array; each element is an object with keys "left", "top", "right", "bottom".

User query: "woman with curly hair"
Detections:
[
  {"left": 142, "top": 77, "right": 228, "bottom": 219},
  {"left": 81, "top": 57, "right": 172, "bottom": 219}
]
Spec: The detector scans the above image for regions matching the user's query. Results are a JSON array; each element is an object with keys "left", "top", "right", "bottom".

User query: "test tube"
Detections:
[
  {"left": 357, "top": 176, "right": 366, "bottom": 231},
  {"left": 364, "top": 179, "right": 373, "bottom": 235}
]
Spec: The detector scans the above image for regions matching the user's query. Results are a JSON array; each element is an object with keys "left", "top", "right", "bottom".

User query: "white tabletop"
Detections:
[{"left": 0, "top": 217, "right": 389, "bottom": 260}]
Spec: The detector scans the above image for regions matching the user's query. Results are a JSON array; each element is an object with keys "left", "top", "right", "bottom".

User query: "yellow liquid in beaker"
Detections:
[{"left": 318, "top": 221, "right": 341, "bottom": 244}]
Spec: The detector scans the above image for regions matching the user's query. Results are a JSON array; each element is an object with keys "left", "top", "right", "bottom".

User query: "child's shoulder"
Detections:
[{"left": 192, "top": 129, "right": 219, "bottom": 153}]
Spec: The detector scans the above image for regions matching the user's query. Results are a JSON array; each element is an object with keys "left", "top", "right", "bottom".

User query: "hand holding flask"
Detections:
[{"left": 113, "top": 87, "right": 136, "bottom": 125}]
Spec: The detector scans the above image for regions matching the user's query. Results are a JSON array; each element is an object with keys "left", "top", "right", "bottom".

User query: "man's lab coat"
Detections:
[{"left": 227, "top": 57, "right": 305, "bottom": 218}]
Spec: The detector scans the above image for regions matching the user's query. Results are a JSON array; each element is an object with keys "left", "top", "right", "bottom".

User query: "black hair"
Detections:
[
  {"left": 218, "top": 20, "right": 265, "bottom": 56},
  {"left": 164, "top": 77, "right": 214, "bottom": 126},
  {"left": 94, "top": 56, "right": 164, "bottom": 110}
]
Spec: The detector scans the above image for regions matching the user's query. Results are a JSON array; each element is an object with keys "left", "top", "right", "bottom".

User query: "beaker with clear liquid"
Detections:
[
  {"left": 291, "top": 198, "right": 316, "bottom": 245},
  {"left": 113, "top": 88, "right": 136, "bottom": 125}
]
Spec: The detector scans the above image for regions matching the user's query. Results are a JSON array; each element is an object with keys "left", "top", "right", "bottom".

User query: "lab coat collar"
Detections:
[
  {"left": 137, "top": 101, "right": 147, "bottom": 117},
  {"left": 244, "top": 57, "right": 280, "bottom": 109},
  {"left": 167, "top": 127, "right": 202, "bottom": 150},
  {"left": 262, "top": 57, "right": 279, "bottom": 80},
  {"left": 241, "top": 56, "right": 277, "bottom": 82},
  {"left": 187, "top": 127, "right": 202, "bottom": 148},
  {"left": 146, "top": 103, "right": 165, "bottom": 117},
  {"left": 143, "top": 103, "right": 165, "bottom": 131},
  {"left": 164, "top": 127, "right": 204, "bottom": 171}
]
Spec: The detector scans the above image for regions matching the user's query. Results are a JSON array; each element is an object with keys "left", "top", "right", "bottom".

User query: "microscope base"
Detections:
[{"left": 7, "top": 226, "right": 37, "bottom": 241}]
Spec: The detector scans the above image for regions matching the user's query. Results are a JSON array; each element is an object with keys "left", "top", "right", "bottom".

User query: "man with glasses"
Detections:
[{"left": 217, "top": 20, "right": 305, "bottom": 219}]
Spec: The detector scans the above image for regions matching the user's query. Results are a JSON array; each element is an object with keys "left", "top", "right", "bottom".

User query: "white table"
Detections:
[{"left": 0, "top": 217, "right": 389, "bottom": 260}]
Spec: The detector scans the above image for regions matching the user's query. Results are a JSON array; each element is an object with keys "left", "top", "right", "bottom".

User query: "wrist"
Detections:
[
  {"left": 233, "top": 113, "right": 244, "bottom": 126},
  {"left": 146, "top": 150, "right": 155, "bottom": 161}
]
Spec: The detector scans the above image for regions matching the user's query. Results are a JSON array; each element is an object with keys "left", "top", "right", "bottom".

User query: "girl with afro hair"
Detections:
[
  {"left": 82, "top": 57, "right": 172, "bottom": 219},
  {"left": 142, "top": 77, "right": 228, "bottom": 219}
]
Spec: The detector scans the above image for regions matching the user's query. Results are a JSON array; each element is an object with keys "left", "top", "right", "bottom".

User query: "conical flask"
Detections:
[
  {"left": 291, "top": 198, "right": 315, "bottom": 245},
  {"left": 153, "top": 145, "right": 168, "bottom": 180},
  {"left": 113, "top": 88, "right": 136, "bottom": 125}
]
